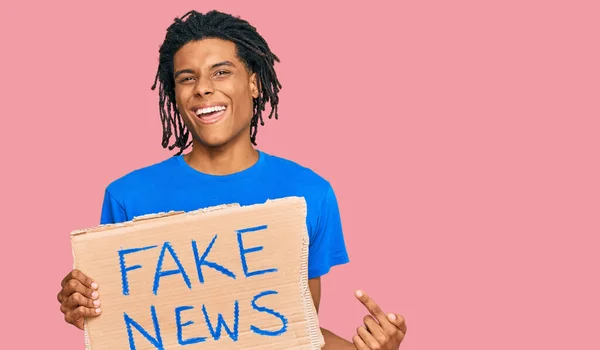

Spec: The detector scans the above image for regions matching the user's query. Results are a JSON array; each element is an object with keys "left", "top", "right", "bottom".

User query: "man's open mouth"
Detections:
[{"left": 193, "top": 105, "right": 227, "bottom": 124}]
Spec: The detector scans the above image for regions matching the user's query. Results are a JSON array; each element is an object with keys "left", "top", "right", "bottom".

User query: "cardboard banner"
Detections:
[{"left": 70, "top": 196, "right": 324, "bottom": 349}]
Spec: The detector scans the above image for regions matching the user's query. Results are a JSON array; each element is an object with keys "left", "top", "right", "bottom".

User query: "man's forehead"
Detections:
[{"left": 174, "top": 39, "right": 238, "bottom": 66}]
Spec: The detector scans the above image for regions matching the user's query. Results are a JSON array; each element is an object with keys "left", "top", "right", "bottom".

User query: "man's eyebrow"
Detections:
[
  {"left": 211, "top": 61, "right": 235, "bottom": 69},
  {"left": 173, "top": 61, "right": 236, "bottom": 78},
  {"left": 174, "top": 69, "right": 194, "bottom": 79}
]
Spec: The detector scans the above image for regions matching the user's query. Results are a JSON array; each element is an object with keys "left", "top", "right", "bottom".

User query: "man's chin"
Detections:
[
  {"left": 190, "top": 126, "right": 251, "bottom": 150},
  {"left": 192, "top": 134, "right": 235, "bottom": 149}
]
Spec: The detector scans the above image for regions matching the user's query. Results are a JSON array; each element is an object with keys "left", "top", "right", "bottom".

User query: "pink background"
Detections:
[{"left": 1, "top": 0, "right": 599, "bottom": 349}]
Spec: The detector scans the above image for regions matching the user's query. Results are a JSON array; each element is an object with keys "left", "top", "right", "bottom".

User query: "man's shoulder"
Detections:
[
  {"left": 260, "top": 151, "right": 338, "bottom": 215},
  {"left": 104, "top": 156, "right": 179, "bottom": 196},
  {"left": 262, "top": 151, "right": 331, "bottom": 188}
]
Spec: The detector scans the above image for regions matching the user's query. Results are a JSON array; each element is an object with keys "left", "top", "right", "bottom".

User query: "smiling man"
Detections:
[{"left": 56, "top": 10, "right": 406, "bottom": 349}]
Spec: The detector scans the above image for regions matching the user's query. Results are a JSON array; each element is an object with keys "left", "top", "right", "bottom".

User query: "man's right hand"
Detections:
[{"left": 57, "top": 269, "right": 102, "bottom": 330}]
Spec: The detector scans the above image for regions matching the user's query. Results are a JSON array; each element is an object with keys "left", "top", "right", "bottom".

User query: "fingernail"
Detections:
[
  {"left": 93, "top": 300, "right": 100, "bottom": 307},
  {"left": 355, "top": 290, "right": 363, "bottom": 297},
  {"left": 95, "top": 308, "right": 102, "bottom": 314},
  {"left": 91, "top": 282, "right": 98, "bottom": 289},
  {"left": 92, "top": 292, "right": 98, "bottom": 299},
  {"left": 388, "top": 313, "right": 397, "bottom": 321}
]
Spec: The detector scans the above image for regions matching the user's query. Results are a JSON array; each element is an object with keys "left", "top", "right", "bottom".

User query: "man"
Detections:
[{"left": 56, "top": 10, "right": 407, "bottom": 349}]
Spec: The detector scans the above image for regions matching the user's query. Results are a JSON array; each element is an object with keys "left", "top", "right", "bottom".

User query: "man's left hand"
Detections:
[{"left": 352, "top": 290, "right": 407, "bottom": 349}]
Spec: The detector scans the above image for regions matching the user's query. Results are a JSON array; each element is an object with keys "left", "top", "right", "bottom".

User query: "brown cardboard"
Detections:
[{"left": 70, "top": 196, "right": 324, "bottom": 349}]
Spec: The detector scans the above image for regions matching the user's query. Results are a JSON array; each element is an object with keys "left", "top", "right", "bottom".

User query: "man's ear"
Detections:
[{"left": 250, "top": 73, "right": 260, "bottom": 99}]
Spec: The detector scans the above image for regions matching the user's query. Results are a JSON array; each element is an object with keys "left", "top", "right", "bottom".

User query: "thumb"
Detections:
[{"left": 386, "top": 313, "right": 407, "bottom": 331}]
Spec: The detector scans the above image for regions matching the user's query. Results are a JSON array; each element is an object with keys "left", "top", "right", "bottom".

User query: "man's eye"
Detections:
[
  {"left": 179, "top": 76, "right": 195, "bottom": 83},
  {"left": 215, "top": 70, "right": 230, "bottom": 76}
]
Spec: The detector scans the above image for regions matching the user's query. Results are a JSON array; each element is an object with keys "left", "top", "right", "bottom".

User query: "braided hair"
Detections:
[{"left": 151, "top": 10, "right": 282, "bottom": 155}]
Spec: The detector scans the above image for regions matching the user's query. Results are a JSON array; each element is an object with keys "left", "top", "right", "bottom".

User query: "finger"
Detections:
[
  {"left": 62, "top": 269, "right": 98, "bottom": 290},
  {"left": 387, "top": 313, "right": 408, "bottom": 335},
  {"left": 364, "top": 315, "right": 387, "bottom": 344},
  {"left": 352, "top": 335, "right": 369, "bottom": 350},
  {"left": 355, "top": 290, "right": 392, "bottom": 328},
  {"left": 60, "top": 271, "right": 73, "bottom": 288},
  {"left": 357, "top": 325, "right": 380, "bottom": 349},
  {"left": 61, "top": 292, "right": 101, "bottom": 313},
  {"left": 59, "top": 279, "right": 99, "bottom": 302},
  {"left": 57, "top": 290, "right": 65, "bottom": 303},
  {"left": 65, "top": 305, "right": 102, "bottom": 326},
  {"left": 73, "top": 319, "right": 85, "bottom": 330}
]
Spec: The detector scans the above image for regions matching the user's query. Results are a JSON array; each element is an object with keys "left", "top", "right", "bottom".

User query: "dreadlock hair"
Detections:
[{"left": 151, "top": 10, "right": 282, "bottom": 155}]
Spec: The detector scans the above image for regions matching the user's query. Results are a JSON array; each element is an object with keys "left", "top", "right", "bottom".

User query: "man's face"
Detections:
[{"left": 173, "top": 38, "right": 258, "bottom": 148}]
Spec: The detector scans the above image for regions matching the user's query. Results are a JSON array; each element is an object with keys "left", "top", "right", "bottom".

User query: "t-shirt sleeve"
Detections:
[
  {"left": 308, "top": 183, "right": 350, "bottom": 279},
  {"left": 100, "top": 188, "right": 127, "bottom": 225}
]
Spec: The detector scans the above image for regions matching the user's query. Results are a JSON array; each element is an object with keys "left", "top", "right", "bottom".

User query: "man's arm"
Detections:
[{"left": 309, "top": 278, "right": 356, "bottom": 349}]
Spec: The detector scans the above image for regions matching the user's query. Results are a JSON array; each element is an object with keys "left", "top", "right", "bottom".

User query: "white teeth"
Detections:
[{"left": 196, "top": 106, "right": 226, "bottom": 115}]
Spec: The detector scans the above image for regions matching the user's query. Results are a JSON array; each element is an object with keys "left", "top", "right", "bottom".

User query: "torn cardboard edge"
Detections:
[
  {"left": 72, "top": 196, "right": 325, "bottom": 349},
  {"left": 70, "top": 202, "right": 242, "bottom": 237}
]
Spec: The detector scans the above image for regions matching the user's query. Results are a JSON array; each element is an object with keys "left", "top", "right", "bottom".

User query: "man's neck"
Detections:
[{"left": 183, "top": 139, "right": 259, "bottom": 176}]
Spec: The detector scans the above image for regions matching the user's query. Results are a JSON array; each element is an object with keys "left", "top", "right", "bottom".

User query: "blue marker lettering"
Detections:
[
  {"left": 118, "top": 245, "right": 157, "bottom": 296},
  {"left": 175, "top": 306, "right": 207, "bottom": 345},
  {"left": 153, "top": 241, "right": 191, "bottom": 295},
  {"left": 250, "top": 290, "right": 288, "bottom": 336},
  {"left": 123, "top": 305, "right": 164, "bottom": 350},
  {"left": 202, "top": 301, "right": 240, "bottom": 341},
  {"left": 192, "top": 234, "right": 236, "bottom": 283},
  {"left": 236, "top": 225, "right": 278, "bottom": 278}
]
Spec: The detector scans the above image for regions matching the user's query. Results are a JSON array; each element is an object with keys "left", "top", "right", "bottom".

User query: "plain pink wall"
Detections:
[{"left": 1, "top": 0, "right": 599, "bottom": 349}]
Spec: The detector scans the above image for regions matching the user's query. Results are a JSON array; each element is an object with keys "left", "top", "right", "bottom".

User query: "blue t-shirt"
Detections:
[{"left": 100, "top": 150, "right": 349, "bottom": 279}]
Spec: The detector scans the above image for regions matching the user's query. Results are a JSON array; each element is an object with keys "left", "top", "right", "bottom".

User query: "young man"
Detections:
[{"left": 56, "top": 10, "right": 407, "bottom": 349}]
